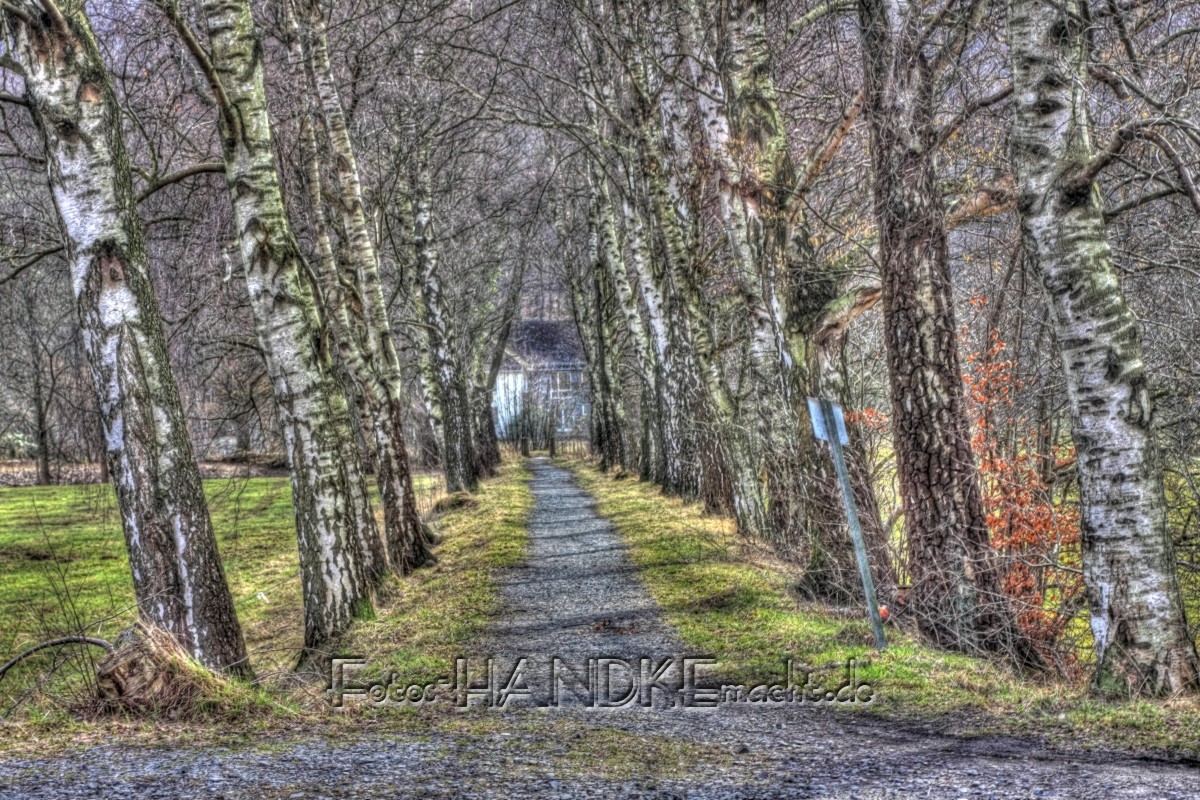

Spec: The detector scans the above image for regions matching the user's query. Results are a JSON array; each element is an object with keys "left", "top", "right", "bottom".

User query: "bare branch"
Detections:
[
  {"left": 1067, "top": 118, "right": 1149, "bottom": 190},
  {"left": 0, "top": 636, "right": 114, "bottom": 683},
  {"left": 0, "top": 244, "right": 63, "bottom": 287},
  {"left": 0, "top": 0, "right": 34, "bottom": 26},
  {"left": 934, "top": 85, "right": 1013, "bottom": 151},
  {"left": 1136, "top": 128, "right": 1200, "bottom": 215},
  {"left": 1104, "top": 187, "right": 1177, "bottom": 220},
  {"left": 1070, "top": 121, "right": 1200, "bottom": 214},
  {"left": 150, "top": 1, "right": 236, "bottom": 125},
  {"left": 945, "top": 175, "right": 1017, "bottom": 230},
  {"left": 36, "top": 0, "right": 69, "bottom": 36},
  {"left": 1088, "top": 65, "right": 1128, "bottom": 99},
  {"left": 786, "top": 0, "right": 855, "bottom": 40},
  {"left": 795, "top": 90, "right": 864, "bottom": 196},
  {"left": 137, "top": 161, "right": 225, "bottom": 202},
  {"left": 1104, "top": 0, "right": 1143, "bottom": 80}
]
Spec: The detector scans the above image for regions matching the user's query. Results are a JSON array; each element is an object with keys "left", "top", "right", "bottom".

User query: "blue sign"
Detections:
[{"left": 807, "top": 397, "right": 849, "bottom": 445}]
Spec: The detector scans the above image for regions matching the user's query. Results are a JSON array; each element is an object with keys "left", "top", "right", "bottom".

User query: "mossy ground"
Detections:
[{"left": 563, "top": 456, "right": 1200, "bottom": 758}]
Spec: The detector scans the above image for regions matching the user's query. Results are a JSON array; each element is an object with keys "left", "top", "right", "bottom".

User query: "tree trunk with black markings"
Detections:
[
  {"left": 689, "top": 0, "right": 893, "bottom": 598},
  {"left": 411, "top": 160, "right": 478, "bottom": 493},
  {"left": 1009, "top": 0, "right": 1199, "bottom": 695},
  {"left": 292, "top": 2, "right": 430, "bottom": 572},
  {"left": 10, "top": 4, "right": 250, "bottom": 677},
  {"left": 199, "top": 0, "right": 378, "bottom": 653},
  {"left": 24, "top": 292, "right": 53, "bottom": 487},
  {"left": 474, "top": 260, "right": 525, "bottom": 475}
]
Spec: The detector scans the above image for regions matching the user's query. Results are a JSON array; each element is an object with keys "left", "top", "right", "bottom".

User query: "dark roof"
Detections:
[{"left": 502, "top": 319, "right": 585, "bottom": 371}]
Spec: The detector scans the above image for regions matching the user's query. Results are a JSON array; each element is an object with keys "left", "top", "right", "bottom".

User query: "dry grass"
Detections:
[{"left": 291, "top": 462, "right": 533, "bottom": 710}]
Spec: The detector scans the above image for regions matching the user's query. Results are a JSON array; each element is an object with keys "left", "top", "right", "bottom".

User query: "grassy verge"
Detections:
[
  {"left": 0, "top": 467, "right": 519, "bottom": 735},
  {"left": 565, "top": 457, "right": 1200, "bottom": 757},
  {"left": 334, "top": 463, "right": 533, "bottom": 692}
]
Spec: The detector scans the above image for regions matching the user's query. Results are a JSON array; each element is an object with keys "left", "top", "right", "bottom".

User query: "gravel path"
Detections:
[
  {"left": 482, "top": 457, "right": 684, "bottom": 708},
  {"left": 1, "top": 458, "right": 1197, "bottom": 799}
]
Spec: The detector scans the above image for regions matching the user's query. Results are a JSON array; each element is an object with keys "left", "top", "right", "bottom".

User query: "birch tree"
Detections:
[
  {"left": 593, "top": 171, "right": 663, "bottom": 480},
  {"left": 566, "top": 170, "right": 628, "bottom": 472},
  {"left": 164, "top": 0, "right": 382, "bottom": 653},
  {"left": 605, "top": 0, "right": 775, "bottom": 536},
  {"left": 3, "top": 1, "right": 250, "bottom": 676},
  {"left": 411, "top": 156, "right": 479, "bottom": 493},
  {"left": 685, "top": 0, "right": 896, "bottom": 599},
  {"left": 290, "top": 0, "right": 431, "bottom": 572},
  {"left": 471, "top": 259, "right": 526, "bottom": 476},
  {"left": 1009, "top": 0, "right": 1200, "bottom": 695}
]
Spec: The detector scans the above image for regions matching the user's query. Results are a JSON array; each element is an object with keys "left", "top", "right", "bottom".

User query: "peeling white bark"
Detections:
[
  {"left": 12, "top": 5, "right": 249, "bottom": 676},
  {"left": 1009, "top": 0, "right": 1199, "bottom": 695},
  {"left": 411, "top": 159, "right": 478, "bottom": 493},
  {"left": 290, "top": 3, "right": 430, "bottom": 572},
  {"left": 200, "top": 0, "right": 377, "bottom": 653}
]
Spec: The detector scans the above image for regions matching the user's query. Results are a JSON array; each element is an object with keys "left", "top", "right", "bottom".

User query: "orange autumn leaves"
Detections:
[
  {"left": 843, "top": 313, "right": 1085, "bottom": 666},
  {"left": 964, "top": 322, "right": 1084, "bottom": 665}
]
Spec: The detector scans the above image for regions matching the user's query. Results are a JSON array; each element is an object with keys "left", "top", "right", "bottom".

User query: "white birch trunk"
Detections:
[
  {"left": 293, "top": 2, "right": 431, "bottom": 571},
  {"left": 595, "top": 176, "right": 662, "bottom": 479},
  {"left": 411, "top": 161, "right": 478, "bottom": 493},
  {"left": 621, "top": 197, "right": 687, "bottom": 489},
  {"left": 200, "top": 0, "right": 378, "bottom": 654},
  {"left": 11, "top": 6, "right": 250, "bottom": 676},
  {"left": 1009, "top": 0, "right": 1199, "bottom": 695},
  {"left": 625, "top": 36, "right": 770, "bottom": 538}
]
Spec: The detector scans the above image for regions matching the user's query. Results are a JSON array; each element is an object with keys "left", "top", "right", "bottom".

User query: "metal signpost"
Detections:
[{"left": 807, "top": 397, "right": 888, "bottom": 651}]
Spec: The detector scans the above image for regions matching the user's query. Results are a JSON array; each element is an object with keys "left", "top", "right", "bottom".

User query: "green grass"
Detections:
[
  {"left": 565, "top": 457, "right": 1200, "bottom": 757},
  {"left": 334, "top": 463, "right": 533, "bottom": 693},
  {"left": 0, "top": 458, "right": 725, "bottom": 782},
  {"left": 0, "top": 478, "right": 301, "bottom": 672},
  {"left": 4, "top": 454, "right": 1199, "bottom": 761},
  {"left": 0, "top": 471, "right": 449, "bottom": 715}
]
